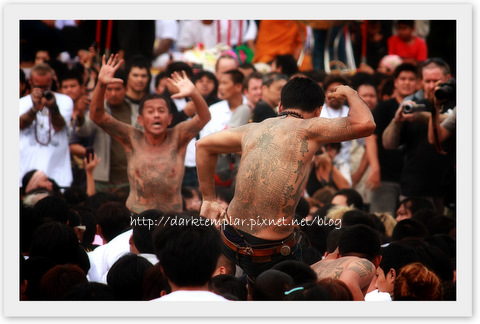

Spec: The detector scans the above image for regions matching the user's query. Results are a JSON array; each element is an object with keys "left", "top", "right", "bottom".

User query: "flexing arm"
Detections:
[
  {"left": 196, "top": 124, "right": 250, "bottom": 220},
  {"left": 168, "top": 71, "right": 211, "bottom": 144},
  {"left": 307, "top": 86, "right": 375, "bottom": 144},
  {"left": 89, "top": 54, "right": 133, "bottom": 147}
]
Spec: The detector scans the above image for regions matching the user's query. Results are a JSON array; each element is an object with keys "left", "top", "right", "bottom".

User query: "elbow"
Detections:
[{"left": 358, "top": 120, "right": 376, "bottom": 138}]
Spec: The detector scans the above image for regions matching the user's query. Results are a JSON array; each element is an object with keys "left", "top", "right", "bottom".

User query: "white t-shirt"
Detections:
[
  {"left": 199, "top": 97, "right": 248, "bottom": 139},
  {"left": 151, "top": 290, "right": 229, "bottom": 301},
  {"left": 19, "top": 92, "right": 74, "bottom": 187},
  {"left": 87, "top": 229, "right": 132, "bottom": 283},
  {"left": 320, "top": 104, "right": 352, "bottom": 186},
  {"left": 177, "top": 20, "right": 257, "bottom": 50}
]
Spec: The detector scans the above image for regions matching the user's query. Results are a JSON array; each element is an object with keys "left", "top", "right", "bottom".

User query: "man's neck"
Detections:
[
  {"left": 144, "top": 131, "right": 167, "bottom": 147},
  {"left": 227, "top": 94, "right": 243, "bottom": 111},
  {"left": 169, "top": 281, "right": 209, "bottom": 292},
  {"left": 126, "top": 88, "right": 145, "bottom": 102}
]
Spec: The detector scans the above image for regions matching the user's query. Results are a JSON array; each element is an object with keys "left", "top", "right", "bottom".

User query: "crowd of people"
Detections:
[{"left": 19, "top": 19, "right": 456, "bottom": 302}]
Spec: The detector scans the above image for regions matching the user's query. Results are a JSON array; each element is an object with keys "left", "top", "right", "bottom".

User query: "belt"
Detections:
[{"left": 221, "top": 228, "right": 296, "bottom": 257}]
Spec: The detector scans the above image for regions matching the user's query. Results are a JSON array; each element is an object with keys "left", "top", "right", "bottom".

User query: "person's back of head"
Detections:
[
  {"left": 62, "top": 282, "right": 115, "bottom": 300},
  {"left": 62, "top": 186, "right": 88, "bottom": 207},
  {"left": 166, "top": 61, "right": 194, "bottom": 80},
  {"left": 142, "top": 263, "right": 171, "bottom": 300},
  {"left": 331, "top": 189, "right": 364, "bottom": 210},
  {"left": 96, "top": 201, "right": 131, "bottom": 243},
  {"left": 379, "top": 241, "right": 416, "bottom": 278},
  {"left": 84, "top": 192, "right": 116, "bottom": 215},
  {"left": 325, "top": 228, "right": 345, "bottom": 254},
  {"left": 426, "top": 215, "right": 456, "bottom": 236},
  {"left": 341, "top": 209, "right": 375, "bottom": 228},
  {"left": 393, "top": 262, "right": 443, "bottom": 300},
  {"left": 284, "top": 282, "right": 330, "bottom": 301},
  {"left": 73, "top": 206, "right": 98, "bottom": 251},
  {"left": 106, "top": 253, "right": 153, "bottom": 300},
  {"left": 33, "top": 195, "right": 71, "bottom": 224},
  {"left": 280, "top": 77, "right": 325, "bottom": 112},
  {"left": 252, "top": 269, "right": 294, "bottom": 301},
  {"left": 338, "top": 224, "right": 381, "bottom": 261},
  {"left": 392, "top": 219, "right": 428, "bottom": 241},
  {"left": 209, "top": 274, "right": 248, "bottom": 301},
  {"left": 38, "top": 264, "right": 88, "bottom": 300},
  {"left": 272, "top": 260, "right": 318, "bottom": 286},
  {"left": 153, "top": 219, "right": 222, "bottom": 288},
  {"left": 272, "top": 54, "right": 298, "bottom": 77},
  {"left": 29, "top": 222, "right": 87, "bottom": 270},
  {"left": 23, "top": 256, "right": 56, "bottom": 300},
  {"left": 317, "top": 278, "right": 354, "bottom": 300},
  {"left": 132, "top": 209, "right": 164, "bottom": 254}
]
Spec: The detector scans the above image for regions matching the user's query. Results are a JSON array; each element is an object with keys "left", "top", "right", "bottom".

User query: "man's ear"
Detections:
[
  {"left": 278, "top": 102, "right": 284, "bottom": 113},
  {"left": 389, "top": 268, "right": 396, "bottom": 283},
  {"left": 372, "top": 255, "right": 382, "bottom": 269}
]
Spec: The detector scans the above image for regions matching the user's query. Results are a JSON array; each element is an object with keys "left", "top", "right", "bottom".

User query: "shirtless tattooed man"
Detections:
[
  {"left": 196, "top": 77, "right": 375, "bottom": 277},
  {"left": 90, "top": 54, "right": 210, "bottom": 214}
]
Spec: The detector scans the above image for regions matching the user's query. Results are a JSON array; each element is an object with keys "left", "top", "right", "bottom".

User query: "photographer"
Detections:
[
  {"left": 382, "top": 58, "right": 455, "bottom": 215},
  {"left": 19, "top": 63, "right": 74, "bottom": 189},
  {"left": 428, "top": 80, "right": 456, "bottom": 144}
]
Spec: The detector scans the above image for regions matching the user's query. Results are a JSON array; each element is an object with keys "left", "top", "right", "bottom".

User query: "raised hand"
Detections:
[
  {"left": 327, "top": 85, "right": 354, "bottom": 101},
  {"left": 98, "top": 54, "right": 124, "bottom": 85},
  {"left": 167, "top": 71, "right": 196, "bottom": 99},
  {"left": 199, "top": 200, "right": 226, "bottom": 227}
]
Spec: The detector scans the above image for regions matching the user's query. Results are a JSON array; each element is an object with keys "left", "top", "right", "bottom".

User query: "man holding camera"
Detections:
[
  {"left": 19, "top": 63, "right": 74, "bottom": 189},
  {"left": 382, "top": 57, "right": 455, "bottom": 214}
]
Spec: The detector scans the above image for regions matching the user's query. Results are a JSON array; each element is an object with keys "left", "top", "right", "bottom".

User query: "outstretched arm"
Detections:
[
  {"left": 89, "top": 54, "right": 133, "bottom": 148},
  {"left": 196, "top": 124, "right": 250, "bottom": 220},
  {"left": 168, "top": 71, "right": 211, "bottom": 144},
  {"left": 306, "top": 86, "right": 376, "bottom": 144}
]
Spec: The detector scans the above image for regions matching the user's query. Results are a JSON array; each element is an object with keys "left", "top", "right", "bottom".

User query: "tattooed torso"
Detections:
[
  {"left": 227, "top": 116, "right": 334, "bottom": 240},
  {"left": 125, "top": 128, "right": 186, "bottom": 214}
]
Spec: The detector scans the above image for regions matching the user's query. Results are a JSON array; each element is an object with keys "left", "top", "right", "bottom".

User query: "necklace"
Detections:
[{"left": 278, "top": 110, "right": 304, "bottom": 119}]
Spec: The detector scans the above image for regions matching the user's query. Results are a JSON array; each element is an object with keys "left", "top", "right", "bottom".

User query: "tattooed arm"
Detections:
[
  {"left": 196, "top": 124, "right": 251, "bottom": 220},
  {"left": 169, "top": 71, "right": 211, "bottom": 145},
  {"left": 307, "top": 86, "right": 376, "bottom": 144},
  {"left": 89, "top": 54, "right": 133, "bottom": 148},
  {"left": 339, "top": 259, "right": 376, "bottom": 301}
]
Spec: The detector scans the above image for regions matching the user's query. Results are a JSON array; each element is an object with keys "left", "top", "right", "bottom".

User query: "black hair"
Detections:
[
  {"left": 338, "top": 224, "right": 381, "bottom": 261},
  {"left": 106, "top": 253, "right": 153, "bottom": 300},
  {"left": 166, "top": 61, "right": 193, "bottom": 80},
  {"left": 272, "top": 54, "right": 299, "bottom": 77},
  {"left": 350, "top": 72, "right": 376, "bottom": 90},
  {"left": 138, "top": 93, "right": 171, "bottom": 116},
  {"left": 132, "top": 209, "right": 164, "bottom": 254},
  {"left": 325, "top": 228, "right": 345, "bottom": 253},
  {"left": 59, "top": 65, "right": 84, "bottom": 87},
  {"left": 252, "top": 269, "right": 294, "bottom": 301},
  {"left": 209, "top": 274, "right": 248, "bottom": 301},
  {"left": 280, "top": 77, "right": 325, "bottom": 112},
  {"left": 74, "top": 206, "right": 98, "bottom": 251},
  {"left": 29, "top": 222, "right": 90, "bottom": 272},
  {"left": 33, "top": 195, "right": 71, "bottom": 224},
  {"left": 215, "top": 187, "right": 234, "bottom": 205},
  {"left": 379, "top": 241, "right": 416, "bottom": 276},
  {"left": 142, "top": 263, "right": 171, "bottom": 300},
  {"left": 332, "top": 188, "right": 364, "bottom": 210},
  {"left": 397, "top": 20, "right": 415, "bottom": 29},
  {"left": 272, "top": 260, "right": 318, "bottom": 286},
  {"left": 38, "top": 264, "right": 88, "bottom": 300},
  {"left": 223, "top": 69, "right": 245, "bottom": 85},
  {"left": 322, "top": 74, "right": 350, "bottom": 91},
  {"left": 393, "top": 62, "right": 418, "bottom": 79},
  {"left": 84, "top": 192, "right": 116, "bottom": 215},
  {"left": 125, "top": 55, "right": 152, "bottom": 89},
  {"left": 96, "top": 201, "right": 131, "bottom": 243},
  {"left": 63, "top": 282, "right": 115, "bottom": 300},
  {"left": 153, "top": 219, "right": 222, "bottom": 287},
  {"left": 341, "top": 209, "right": 375, "bottom": 228},
  {"left": 392, "top": 219, "right": 428, "bottom": 241},
  {"left": 284, "top": 282, "right": 331, "bottom": 301},
  {"left": 62, "top": 186, "right": 88, "bottom": 207}
]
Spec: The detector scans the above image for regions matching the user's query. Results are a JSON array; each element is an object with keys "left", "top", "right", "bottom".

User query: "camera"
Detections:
[
  {"left": 434, "top": 78, "right": 456, "bottom": 101},
  {"left": 42, "top": 90, "right": 54, "bottom": 101},
  {"left": 402, "top": 102, "right": 430, "bottom": 114}
]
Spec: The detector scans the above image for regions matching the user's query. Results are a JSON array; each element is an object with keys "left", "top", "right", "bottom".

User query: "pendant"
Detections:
[{"left": 280, "top": 245, "right": 291, "bottom": 256}]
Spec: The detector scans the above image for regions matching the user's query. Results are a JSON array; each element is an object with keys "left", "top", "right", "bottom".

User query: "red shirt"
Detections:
[{"left": 388, "top": 35, "right": 428, "bottom": 62}]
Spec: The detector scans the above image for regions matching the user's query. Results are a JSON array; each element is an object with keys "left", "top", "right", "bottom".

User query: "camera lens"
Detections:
[{"left": 43, "top": 90, "right": 54, "bottom": 101}]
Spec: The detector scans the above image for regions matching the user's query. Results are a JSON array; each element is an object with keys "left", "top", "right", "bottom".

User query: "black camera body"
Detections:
[
  {"left": 42, "top": 90, "right": 54, "bottom": 101},
  {"left": 434, "top": 78, "right": 456, "bottom": 101}
]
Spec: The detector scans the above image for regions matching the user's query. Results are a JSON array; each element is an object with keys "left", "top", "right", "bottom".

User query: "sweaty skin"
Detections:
[
  {"left": 90, "top": 54, "right": 210, "bottom": 214},
  {"left": 197, "top": 85, "right": 375, "bottom": 241}
]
